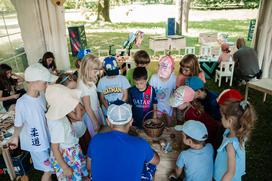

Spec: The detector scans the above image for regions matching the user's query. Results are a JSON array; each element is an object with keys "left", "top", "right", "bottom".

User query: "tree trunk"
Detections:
[
  {"left": 175, "top": 0, "right": 183, "bottom": 35},
  {"left": 96, "top": 0, "right": 111, "bottom": 22},
  {"left": 182, "top": 0, "right": 191, "bottom": 33}
]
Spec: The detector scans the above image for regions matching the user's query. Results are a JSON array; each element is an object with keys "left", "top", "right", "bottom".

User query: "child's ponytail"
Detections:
[
  {"left": 236, "top": 101, "right": 256, "bottom": 146},
  {"left": 221, "top": 100, "right": 257, "bottom": 147}
]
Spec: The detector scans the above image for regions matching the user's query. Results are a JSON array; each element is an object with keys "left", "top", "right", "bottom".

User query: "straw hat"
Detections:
[{"left": 45, "top": 84, "right": 81, "bottom": 120}]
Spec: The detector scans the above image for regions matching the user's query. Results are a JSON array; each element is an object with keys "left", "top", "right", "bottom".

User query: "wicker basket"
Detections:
[{"left": 142, "top": 110, "right": 166, "bottom": 138}]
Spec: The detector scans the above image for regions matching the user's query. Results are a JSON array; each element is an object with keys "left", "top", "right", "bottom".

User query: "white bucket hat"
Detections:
[
  {"left": 24, "top": 63, "right": 58, "bottom": 82},
  {"left": 107, "top": 103, "right": 132, "bottom": 125},
  {"left": 45, "top": 84, "right": 81, "bottom": 120}
]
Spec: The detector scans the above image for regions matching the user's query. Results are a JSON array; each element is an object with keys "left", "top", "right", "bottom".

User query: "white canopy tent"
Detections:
[
  {"left": 11, "top": 0, "right": 70, "bottom": 70},
  {"left": 253, "top": 0, "right": 272, "bottom": 78}
]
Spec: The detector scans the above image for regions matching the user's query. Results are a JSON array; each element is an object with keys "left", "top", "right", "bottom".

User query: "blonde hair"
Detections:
[
  {"left": 179, "top": 54, "right": 201, "bottom": 76},
  {"left": 221, "top": 101, "right": 257, "bottom": 146},
  {"left": 79, "top": 54, "right": 102, "bottom": 85}
]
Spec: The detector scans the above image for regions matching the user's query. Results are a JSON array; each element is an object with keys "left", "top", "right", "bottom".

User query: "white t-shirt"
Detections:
[
  {"left": 14, "top": 94, "right": 50, "bottom": 152},
  {"left": 47, "top": 117, "right": 79, "bottom": 149},
  {"left": 97, "top": 75, "right": 131, "bottom": 105},
  {"left": 150, "top": 73, "right": 176, "bottom": 116},
  {"left": 77, "top": 80, "right": 99, "bottom": 114}
]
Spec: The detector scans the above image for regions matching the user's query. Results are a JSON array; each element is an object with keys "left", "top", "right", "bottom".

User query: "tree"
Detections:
[
  {"left": 182, "top": 0, "right": 192, "bottom": 33},
  {"left": 176, "top": 0, "right": 192, "bottom": 34},
  {"left": 96, "top": 0, "right": 111, "bottom": 22},
  {"left": 175, "top": 0, "right": 183, "bottom": 35}
]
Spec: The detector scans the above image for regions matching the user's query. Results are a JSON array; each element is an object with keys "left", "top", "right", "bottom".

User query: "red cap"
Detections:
[{"left": 217, "top": 89, "right": 243, "bottom": 105}]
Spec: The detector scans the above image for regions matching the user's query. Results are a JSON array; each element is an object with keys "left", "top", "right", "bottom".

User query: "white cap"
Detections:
[
  {"left": 107, "top": 103, "right": 132, "bottom": 125},
  {"left": 24, "top": 63, "right": 58, "bottom": 82}
]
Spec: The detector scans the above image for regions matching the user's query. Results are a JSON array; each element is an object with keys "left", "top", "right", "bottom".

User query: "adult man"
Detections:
[
  {"left": 87, "top": 102, "right": 160, "bottom": 181},
  {"left": 233, "top": 37, "right": 262, "bottom": 83}
]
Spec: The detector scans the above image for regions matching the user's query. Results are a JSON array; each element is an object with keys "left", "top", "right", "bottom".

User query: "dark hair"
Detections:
[
  {"left": 56, "top": 73, "right": 77, "bottom": 86},
  {"left": 41, "top": 51, "right": 57, "bottom": 70},
  {"left": 0, "top": 64, "right": 14, "bottom": 91},
  {"left": 179, "top": 54, "right": 200, "bottom": 75},
  {"left": 133, "top": 67, "right": 148, "bottom": 81},
  {"left": 133, "top": 50, "right": 150, "bottom": 65},
  {"left": 184, "top": 134, "right": 205, "bottom": 145}
]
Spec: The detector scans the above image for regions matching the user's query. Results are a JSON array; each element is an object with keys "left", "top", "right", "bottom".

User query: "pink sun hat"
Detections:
[
  {"left": 158, "top": 55, "right": 174, "bottom": 79},
  {"left": 168, "top": 86, "right": 195, "bottom": 108}
]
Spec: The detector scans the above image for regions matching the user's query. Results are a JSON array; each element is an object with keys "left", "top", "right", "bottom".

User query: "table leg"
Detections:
[
  {"left": 245, "top": 85, "right": 249, "bottom": 101},
  {"left": 2, "top": 146, "right": 16, "bottom": 180},
  {"left": 263, "top": 93, "right": 267, "bottom": 102}
]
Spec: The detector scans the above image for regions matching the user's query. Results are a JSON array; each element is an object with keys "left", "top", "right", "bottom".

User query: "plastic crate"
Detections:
[{"left": 0, "top": 149, "right": 33, "bottom": 176}]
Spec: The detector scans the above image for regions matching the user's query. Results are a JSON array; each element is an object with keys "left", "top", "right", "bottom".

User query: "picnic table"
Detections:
[{"left": 138, "top": 127, "right": 183, "bottom": 181}]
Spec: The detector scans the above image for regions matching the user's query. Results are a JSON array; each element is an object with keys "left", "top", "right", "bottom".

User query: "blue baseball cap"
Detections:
[
  {"left": 77, "top": 49, "right": 92, "bottom": 60},
  {"left": 175, "top": 120, "right": 208, "bottom": 141},
  {"left": 103, "top": 56, "right": 119, "bottom": 76},
  {"left": 185, "top": 76, "right": 204, "bottom": 91}
]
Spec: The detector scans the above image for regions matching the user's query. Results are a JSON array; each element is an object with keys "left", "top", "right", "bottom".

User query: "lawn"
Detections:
[{"left": 1, "top": 19, "right": 272, "bottom": 180}]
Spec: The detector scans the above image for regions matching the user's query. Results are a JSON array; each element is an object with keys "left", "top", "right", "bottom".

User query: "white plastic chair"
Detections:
[
  {"left": 126, "top": 60, "right": 136, "bottom": 71},
  {"left": 200, "top": 46, "right": 212, "bottom": 57},
  {"left": 184, "top": 47, "right": 195, "bottom": 55},
  {"left": 98, "top": 50, "right": 109, "bottom": 57},
  {"left": 215, "top": 60, "right": 235, "bottom": 87},
  {"left": 116, "top": 49, "right": 127, "bottom": 56},
  {"left": 129, "top": 49, "right": 140, "bottom": 57}
]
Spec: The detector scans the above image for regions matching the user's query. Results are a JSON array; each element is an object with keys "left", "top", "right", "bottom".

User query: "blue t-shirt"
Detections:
[
  {"left": 88, "top": 130, "right": 154, "bottom": 181},
  {"left": 129, "top": 85, "right": 158, "bottom": 128},
  {"left": 97, "top": 75, "right": 131, "bottom": 105},
  {"left": 176, "top": 143, "right": 214, "bottom": 181},
  {"left": 214, "top": 129, "right": 246, "bottom": 181}
]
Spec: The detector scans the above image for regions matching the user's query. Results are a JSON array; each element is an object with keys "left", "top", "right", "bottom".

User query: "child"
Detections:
[
  {"left": 128, "top": 67, "right": 157, "bottom": 128},
  {"left": 74, "top": 49, "right": 92, "bottom": 78},
  {"left": 56, "top": 73, "right": 91, "bottom": 155},
  {"left": 214, "top": 100, "right": 256, "bottom": 181},
  {"left": 0, "top": 63, "right": 25, "bottom": 111},
  {"left": 97, "top": 56, "right": 131, "bottom": 116},
  {"left": 78, "top": 54, "right": 105, "bottom": 136},
  {"left": 150, "top": 55, "right": 176, "bottom": 119},
  {"left": 40, "top": 51, "right": 59, "bottom": 75},
  {"left": 169, "top": 86, "right": 220, "bottom": 148},
  {"left": 45, "top": 84, "right": 88, "bottom": 180},
  {"left": 176, "top": 54, "right": 206, "bottom": 88},
  {"left": 8, "top": 63, "right": 58, "bottom": 181},
  {"left": 185, "top": 76, "right": 221, "bottom": 121},
  {"left": 126, "top": 50, "right": 152, "bottom": 86},
  {"left": 170, "top": 120, "right": 214, "bottom": 180},
  {"left": 218, "top": 43, "right": 232, "bottom": 65}
]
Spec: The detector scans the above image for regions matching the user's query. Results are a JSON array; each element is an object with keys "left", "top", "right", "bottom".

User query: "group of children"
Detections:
[{"left": 3, "top": 48, "right": 257, "bottom": 181}]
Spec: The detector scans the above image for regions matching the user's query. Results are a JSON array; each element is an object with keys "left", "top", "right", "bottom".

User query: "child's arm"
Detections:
[
  {"left": 8, "top": 126, "right": 22, "bottom": 150},
  {"left": 0, "top": 90, "right": 20, "bottom": 101},
  {"left": 67, "top": 103, "right": 85, "bottom": 122},
  {"left": 82, "top": 96, "right": 100, "bottom": 131},
  {"left": 87, "top": 157, "right": 91, "bottom": 174},
  {"left": 51, "top": 143, "right": 73, "bottom": 177},
  {"left": 99, "top": 93, "right": 108, "bottom": 109},
  {"left": 149, "top": 150, "right": 160, "bottom": 165},
  {"left": 175, "top": 167, "right": 183, "bottom": 178},
  {"left": 221, "top": 143, "right": 236, "bottom": 181},
  {"left": 122, "top": 89, "right": 128, "bottom": 102}
]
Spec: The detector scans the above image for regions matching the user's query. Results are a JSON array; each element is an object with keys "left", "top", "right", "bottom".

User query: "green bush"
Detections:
[{"left": 192, "top": 0, "right": 260, "bottom": 9}]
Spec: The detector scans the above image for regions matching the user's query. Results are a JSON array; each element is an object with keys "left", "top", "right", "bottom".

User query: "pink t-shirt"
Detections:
[{"left": 176, "top": 72, "right": 206, "bottom": 88}]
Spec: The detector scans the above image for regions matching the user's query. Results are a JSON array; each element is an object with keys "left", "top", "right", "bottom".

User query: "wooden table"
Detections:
[
  {"left": 138, "top": 127, "right": 183, "bottom": 181},
  {"left": 245, "top": 78, "right": 272, "bottom": 102}
]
